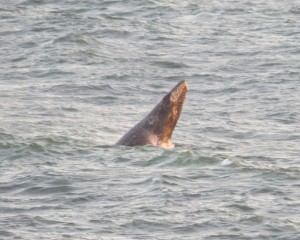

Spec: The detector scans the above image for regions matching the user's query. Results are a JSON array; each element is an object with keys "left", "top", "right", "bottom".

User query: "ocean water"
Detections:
[{"left": 1, "top": 0, "right": 300, "bottom": 239}]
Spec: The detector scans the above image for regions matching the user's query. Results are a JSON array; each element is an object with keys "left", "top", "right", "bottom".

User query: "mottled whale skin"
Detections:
[{"left": 116, "top": 80, "right": 188, "bottom": 148}]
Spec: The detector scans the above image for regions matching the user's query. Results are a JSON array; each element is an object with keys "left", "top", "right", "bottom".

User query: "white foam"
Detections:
[{"left": 220, "top": 159, "right": 232, "bottom": 166}]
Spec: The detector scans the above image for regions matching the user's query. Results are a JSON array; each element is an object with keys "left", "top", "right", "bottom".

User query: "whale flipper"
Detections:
[{"left": 116, "top": 80, "right": 188, "bottom": 148}]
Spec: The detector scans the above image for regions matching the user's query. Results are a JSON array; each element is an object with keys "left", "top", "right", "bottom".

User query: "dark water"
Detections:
[{"left": 1, "top": 0, "right": 300, "bottom": 239}]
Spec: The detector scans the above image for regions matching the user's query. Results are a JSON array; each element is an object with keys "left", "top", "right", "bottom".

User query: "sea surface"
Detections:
[{"left": 1, "top": 0, "right": 300, "bottom": 239}]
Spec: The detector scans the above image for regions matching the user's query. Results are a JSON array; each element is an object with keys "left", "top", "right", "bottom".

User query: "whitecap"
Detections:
[{"left": 220, "top": 159, "right": 232, "bottom": 166}]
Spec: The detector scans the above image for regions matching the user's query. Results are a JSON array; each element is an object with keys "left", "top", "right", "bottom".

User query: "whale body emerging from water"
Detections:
[{"left": 116, "top": 80, "right": 188, "bottom": 148}]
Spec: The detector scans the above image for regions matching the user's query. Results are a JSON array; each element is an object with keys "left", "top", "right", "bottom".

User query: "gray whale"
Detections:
[{"left": 116, "top": 80, "right": 188, "bottom": 148}]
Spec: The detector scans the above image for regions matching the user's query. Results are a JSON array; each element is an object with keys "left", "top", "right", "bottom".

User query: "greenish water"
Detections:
[{"left": 1, "top": 0, "right": 300, "bottom": 239}]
